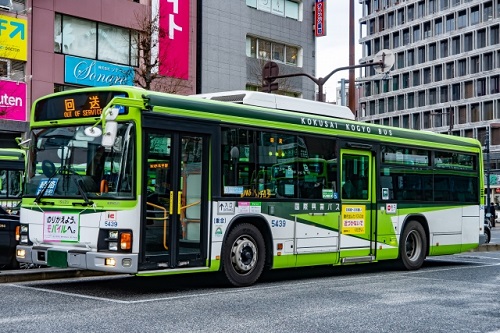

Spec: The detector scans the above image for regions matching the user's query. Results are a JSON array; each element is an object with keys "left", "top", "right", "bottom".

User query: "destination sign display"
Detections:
[{"left": 33, "top": 91, "right": 128, "bottom": 121}]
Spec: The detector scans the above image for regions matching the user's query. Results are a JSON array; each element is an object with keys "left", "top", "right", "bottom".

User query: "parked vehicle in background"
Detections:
[
  {"left": 0, "top": 148, "right": 25, "bottom": 214},
  {"left": 0, "top": 206, "right": 20, "bottom": 269}
]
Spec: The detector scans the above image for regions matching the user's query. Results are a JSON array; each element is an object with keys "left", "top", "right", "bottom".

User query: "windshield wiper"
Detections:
[
  {"left": 34, "top": 173, "right": 57, "bottom": 204},
  {"left": 73, "top": 178, "right": 94, "bottom": 206}
]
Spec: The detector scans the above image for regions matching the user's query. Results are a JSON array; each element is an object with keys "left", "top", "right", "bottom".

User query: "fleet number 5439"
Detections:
[{"left": 271, "top": 219, "right": 286, "bottom": 227}]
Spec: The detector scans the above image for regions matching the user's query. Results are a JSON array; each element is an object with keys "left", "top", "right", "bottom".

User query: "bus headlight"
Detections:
[
  {"left": 108, "top": 242, "right": 118, "bottom": 251},
  {"left": 18, "top": 224, "right": 29, "bottom": 244},
  {"left": 17, "top": 249, "right": 26, "bottom": 258}
]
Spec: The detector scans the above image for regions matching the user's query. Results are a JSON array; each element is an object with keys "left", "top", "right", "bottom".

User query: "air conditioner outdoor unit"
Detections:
[
  {"left": 0, "top": 0, "right": 12, "bottom": 11},
  {"left": 0, "top": 59, "right": 10, "bottom": 77}
]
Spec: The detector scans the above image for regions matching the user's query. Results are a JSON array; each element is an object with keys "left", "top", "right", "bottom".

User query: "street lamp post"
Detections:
[{"left": 262, "top": 49, "right": 394, "bottom": 111}]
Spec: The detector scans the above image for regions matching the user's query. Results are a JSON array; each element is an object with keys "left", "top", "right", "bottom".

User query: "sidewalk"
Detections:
[{"left": 473, "top": 224, "right": 500, "bottom": 252}]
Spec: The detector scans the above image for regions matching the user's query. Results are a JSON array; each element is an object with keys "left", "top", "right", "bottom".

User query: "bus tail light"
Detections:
[
  {"left": 15, "top": 225, "right": 20, "bottom": 242},
  {"left": 120, "top": 232, "right": 132, "bottom": 250}
]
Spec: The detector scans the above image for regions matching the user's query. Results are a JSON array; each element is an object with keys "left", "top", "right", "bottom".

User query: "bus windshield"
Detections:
[{"left": 24, "top": 123, "right": 135, "bottom": 200}]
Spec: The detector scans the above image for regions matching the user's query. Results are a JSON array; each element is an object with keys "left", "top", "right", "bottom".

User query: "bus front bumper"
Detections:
[{"left": 16, "top": 245, "right": 138, "bottom": 274}]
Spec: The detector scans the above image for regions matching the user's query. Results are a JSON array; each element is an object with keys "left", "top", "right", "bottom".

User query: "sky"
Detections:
[{"left": 316, "top": 1, "right": 362, "bottom": 103}]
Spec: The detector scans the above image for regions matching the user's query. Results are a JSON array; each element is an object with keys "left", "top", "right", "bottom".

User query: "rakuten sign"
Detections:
[{"left": 0, "top": 80, "right": 27, "bottom": 121}]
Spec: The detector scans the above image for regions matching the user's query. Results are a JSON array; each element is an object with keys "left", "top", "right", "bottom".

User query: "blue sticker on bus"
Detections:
[{"left": 36, "top": 178, "right": 59, "bottom": 196}]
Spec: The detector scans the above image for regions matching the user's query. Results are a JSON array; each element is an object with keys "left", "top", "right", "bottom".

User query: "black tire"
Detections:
[
  {"left": 399, "top": 220, "right": 427, "bottom": 270},
  {"left": 485, "top": 228, "right": 491, "bottom": 244},
  {"left": 8, "top": 255, "right": 20, "bottom": 269},
  {"left": 222, "top": 223, "right": 266, "bottom": 287}
]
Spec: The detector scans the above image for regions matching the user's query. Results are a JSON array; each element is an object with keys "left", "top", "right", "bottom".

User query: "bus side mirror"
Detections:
[{"left": 102, "top": 121, "right": 118, "bottom": 149}]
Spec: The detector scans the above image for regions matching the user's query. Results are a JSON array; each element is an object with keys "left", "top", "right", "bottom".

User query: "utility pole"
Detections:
[
  {"left": 348, "top": 0, "right": 355, "bottom": 113},
  {"left": 486, "top": 126, "right": 491, "bottom": 208}
]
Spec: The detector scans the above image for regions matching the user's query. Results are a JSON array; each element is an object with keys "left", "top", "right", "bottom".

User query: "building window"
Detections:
[
  {"left": 429, "top": 88, "right": 437, "bottom": 104},
  {"left": 457, "top": 10, "right": 467, "bottom": 28},
  {"left": 413, "top": 25, "right": 421, "bottom": 42},
  {"left": 403, "top": 73, "right": 410, "bottom": 89},
  {"left": 54, "top": 14, "right": 138, "bottom": 67},
  {"left": 456, "top": 59, "right": 465, "bottom": 76},
  {"left": 435, "top": 18, "right": 443, "bottom": 35},
  {"left": 407, "top": 93, "right": 414, "bottom": 108},
  {"left": 446, "top": 62, "right": 454, "bottom": 79},
  {"left": 246, "top": 36, "right": 300, "bottom": 67},
  {"left": 418, "top": 46, "right": 425, "bottom": 64},
  {"left": 483, "top": 53, "right": 493, "bottom": 71},
  {"left": 424, "top": 67, "right": 431, "bottom": 84},
  {"left": 477, "top": 78, "right": 486, "bottom": 96},
  {"left": 477, "top": 29, "right": 486, "bottom": 48},
  {"left": 393, "top": 32, "right": 400, "bottom": 48},
  {"left": 413, "top": 112, "right": 421, "bottom": 129},
  {"left": 451, "top": 36, "right": 460, "bottom": 55},
  {"left": 393, "top": 76, "right": 399, "bottom": 91},
  {"left": 470, "top": 56, "right": 480, "bottom": 74},
  {"left": 452, "top": 83, "right": 460, "bottom": 101},
  {"left": 398, "top": 8, "right": 405, "bottom": 25},
  {"left": 446, "top": 14, "right": 455, "bottom": 32},
  {"left": 397, "top": 95, "right": 404, "bottom": 111},
  {"left": 429, "top": 43, "right": 436, "bottom": 61},
  {"left": 418, "top": 91, "right": 425, "bottom": 107},
  {"left": 440, "top": 40, "right": 448, "bottom": 58},
  {"left": 440, "top": 86, "right": 448, "bottom": 102},
  {"left": 470, "top": 6, "right": 480, "bottom": 25},
  {"left": 434, "top": 64, "right": 442, "bottom": 81},
  {"left": 417, "top": 1, "right": 425, "bottom": 17},
  {"left": 247, "top": 0, "right": 302, "bottom": 20},
  {"left": 491, "top": 75, "right": 499, "bottom": 94},
  {"left": 491, "top": 25, "right": 499, "bottom": 45},
  {"left": 465, "top": 81, "right": 473, "bottom": 98},
  {"left": 464, "top": 33, "right": 473, "bottom": 51},
  {"left": 413, "top": 70, "right": 420, "bottom": 86},
  {"left": 408, "top": 49, "right": 414, "bottom": 66},
  {"left": 403, "top": 29, "right": 410, "bottom": 45}
]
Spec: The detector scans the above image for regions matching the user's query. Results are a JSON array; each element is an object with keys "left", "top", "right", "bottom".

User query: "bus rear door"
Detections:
[{"left": 339, "top": 148, "right": 376, "bottom": 264}]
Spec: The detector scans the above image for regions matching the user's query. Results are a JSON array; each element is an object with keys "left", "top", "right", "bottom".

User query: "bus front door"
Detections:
[
  {"left": 339, "top": 149, "right": 376, "bottom": 263},
  {"left": 143, "top": 127, "right": 210, "bottom": 270}
]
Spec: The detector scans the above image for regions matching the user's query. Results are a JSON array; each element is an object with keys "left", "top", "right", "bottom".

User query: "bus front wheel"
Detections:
[
  {"left": 222, "top": 223, "right": 265, "bottom": 287},
  {"left": 399, "top": 220, "right": 427, "bottom": 270}
]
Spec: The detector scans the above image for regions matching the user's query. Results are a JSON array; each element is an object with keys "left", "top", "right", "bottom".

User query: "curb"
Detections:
[
  {"left": 0, "top": 268, "right": 115, "bottom": 283},
  {"left": 470, "top": 243, "right": 500, "bottom": 252}
]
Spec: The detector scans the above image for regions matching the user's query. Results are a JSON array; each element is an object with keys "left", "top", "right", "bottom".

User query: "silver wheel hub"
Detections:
[{"left": 231, "top": 236, "right": 257, "bottom": 273}]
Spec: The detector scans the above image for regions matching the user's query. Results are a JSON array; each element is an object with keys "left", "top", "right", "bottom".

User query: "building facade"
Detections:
[
  {"left": 357, "top": 0, "right": 500, "bottom": 196},
  {"left": 0, "top": 0, "right": 316, "bottom": 149},
  {"left": 198, "top": 0, "right": 316, "bottom": 100}
]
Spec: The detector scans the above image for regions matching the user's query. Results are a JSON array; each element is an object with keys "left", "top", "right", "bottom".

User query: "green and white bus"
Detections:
[
  {"left": 0, "top": 148, "right": 25, "bottom": 214},
  {"left": 16, "top": 86, "right": 484, "bottom": 286}
]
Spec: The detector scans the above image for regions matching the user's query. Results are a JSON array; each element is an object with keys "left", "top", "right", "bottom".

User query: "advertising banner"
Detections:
[
  {"left": 315, "top": 0, "right": 327, "bottom": 37},
  {"left": 158, "top": 0, "right": 190, "bottom": 79},
  {"left": 0, "top": 79, "right": 27, "bottom": 121},
  {"left": 64, "top": 55, "right": 134, "bottom": 87},
  {"left": 0, "top": 14, "right": 27, "bottom": 61}
]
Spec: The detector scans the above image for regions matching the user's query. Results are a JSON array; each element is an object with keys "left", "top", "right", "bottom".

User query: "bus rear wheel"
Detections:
[
  {"left": 222, "top": 223, "right": 265, "bottom": 287},
  {"left": 399, "top": 220, "right": 427, "bottom": 270}
]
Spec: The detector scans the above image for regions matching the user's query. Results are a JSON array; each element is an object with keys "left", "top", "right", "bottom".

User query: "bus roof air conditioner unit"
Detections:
[{"left": 0, "top": 0, "right": 12, "bottom": 11}]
